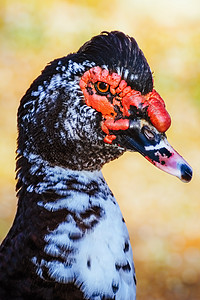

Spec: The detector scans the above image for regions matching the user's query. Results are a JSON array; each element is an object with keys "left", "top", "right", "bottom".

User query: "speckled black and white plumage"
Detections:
[{"left": 0, "top": 31, "right": 191, "bottom": 300}]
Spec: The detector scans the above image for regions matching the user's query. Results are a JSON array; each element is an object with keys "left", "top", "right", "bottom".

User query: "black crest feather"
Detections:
[{"left": 77, "top": 31, "right": 153, "bottom": 94}]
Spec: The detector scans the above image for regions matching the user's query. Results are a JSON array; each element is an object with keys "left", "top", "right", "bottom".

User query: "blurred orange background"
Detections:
[{"left": 0, "top": 0, "right": 200, "bottom": 299}]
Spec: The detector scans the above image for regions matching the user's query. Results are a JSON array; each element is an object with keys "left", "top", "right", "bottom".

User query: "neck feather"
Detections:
[{"left": 14, "top": 152, "right": 136, "bottom": 299}]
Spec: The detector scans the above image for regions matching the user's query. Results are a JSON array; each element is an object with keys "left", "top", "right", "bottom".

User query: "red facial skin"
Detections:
[{"left": 79, "top": 66, "right": 171, "bottom": 143}]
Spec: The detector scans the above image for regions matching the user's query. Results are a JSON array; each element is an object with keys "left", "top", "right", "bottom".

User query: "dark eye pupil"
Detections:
[
  {"left": 95, "top": 81, "right": 110, "bottom": 95},
  {"left": 98, "top": 82, "right": 108, "bottom": 91}
]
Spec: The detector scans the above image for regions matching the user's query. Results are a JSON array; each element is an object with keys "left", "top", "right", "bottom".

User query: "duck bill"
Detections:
[{"left": 116, "top": 119, "right": 192, "bottom": 183}]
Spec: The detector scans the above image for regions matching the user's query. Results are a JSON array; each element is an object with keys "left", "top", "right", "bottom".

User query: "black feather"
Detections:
[{"left": 77, "top": 31, "right": 153, "bottom": 94}]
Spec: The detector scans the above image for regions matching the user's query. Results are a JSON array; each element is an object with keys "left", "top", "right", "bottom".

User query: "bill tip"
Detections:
[{"left": 180, "top": 163, "right": 193, "bottom": 183}]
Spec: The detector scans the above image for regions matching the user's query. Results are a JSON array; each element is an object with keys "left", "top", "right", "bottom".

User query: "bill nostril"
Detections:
[
  {"left": 180, "top": 164, "right": 193, "bottom": 183},
  {"left": 142, "top": 126, "right": 155, "bottom": 141}
]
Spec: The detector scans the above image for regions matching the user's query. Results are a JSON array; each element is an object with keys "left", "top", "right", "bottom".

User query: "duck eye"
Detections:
[{"left": 95, "top": 82, "right": 110, "bottom": 95}]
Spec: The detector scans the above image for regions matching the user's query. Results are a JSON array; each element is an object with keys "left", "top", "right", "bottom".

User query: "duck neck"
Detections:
[
  {"left": 16, "top": 152, "right": 113, "bottom": 228},
  {"left": 14, "top": 152, "right": 136, "bottom": 299}
]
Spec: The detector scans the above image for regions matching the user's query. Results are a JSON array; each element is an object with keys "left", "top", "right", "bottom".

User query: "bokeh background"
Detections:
[{"left": 0, "top": 0, "right": 200, "bottom": 299}]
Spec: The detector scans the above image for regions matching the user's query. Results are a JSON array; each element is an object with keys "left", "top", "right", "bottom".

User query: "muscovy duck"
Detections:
[{"left": 0, "top": 31, "right": 192, "bottom": 300}]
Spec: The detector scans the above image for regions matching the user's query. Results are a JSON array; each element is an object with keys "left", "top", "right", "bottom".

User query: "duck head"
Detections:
[{"left": 17, "top": 31, "right": 192, "bottom": 182}]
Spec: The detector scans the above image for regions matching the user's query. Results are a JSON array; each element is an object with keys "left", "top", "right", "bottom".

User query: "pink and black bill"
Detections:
[{"left": 114, "top": 119, "right": 193, "bottom": 183}]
